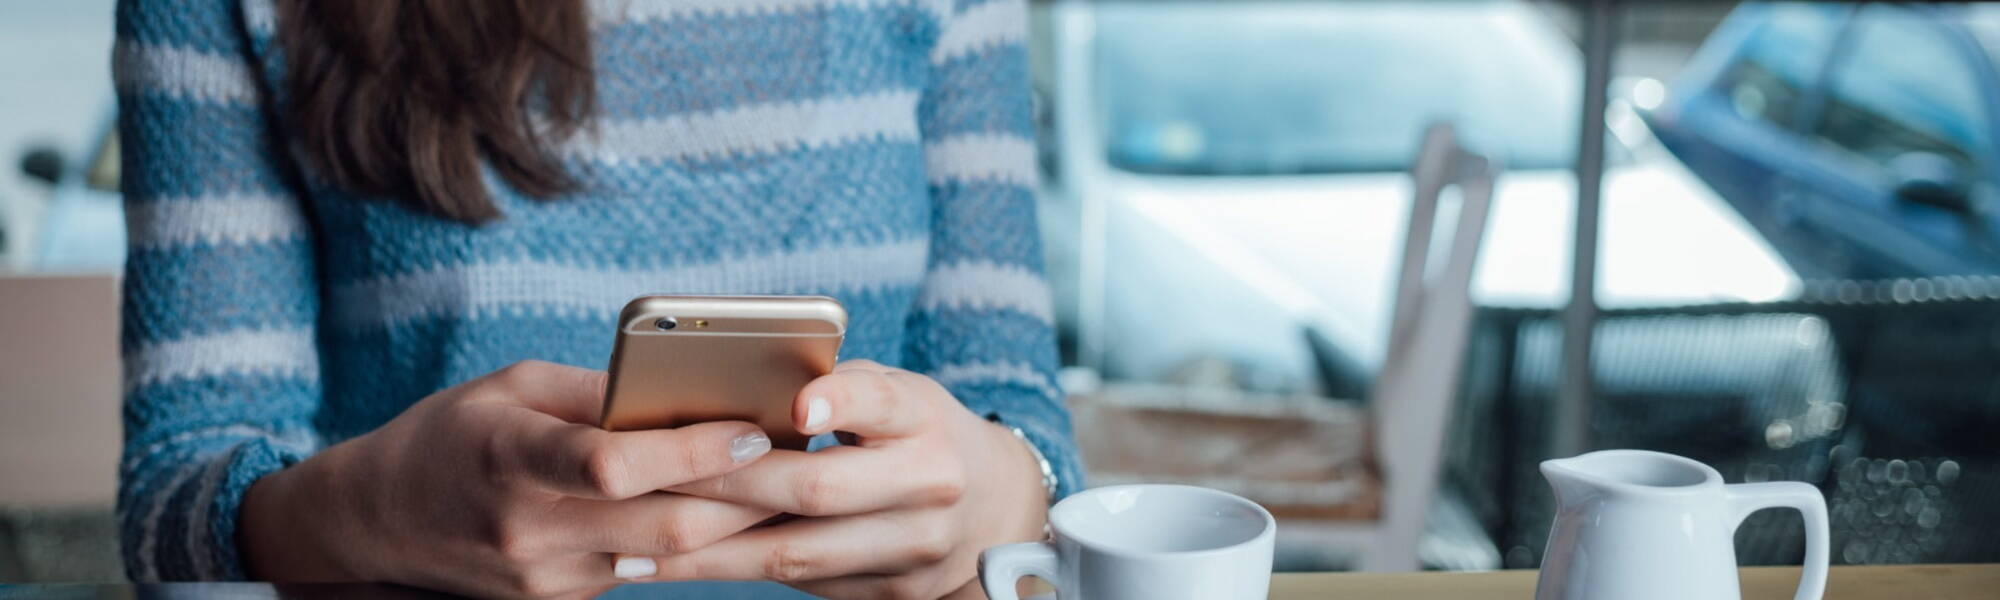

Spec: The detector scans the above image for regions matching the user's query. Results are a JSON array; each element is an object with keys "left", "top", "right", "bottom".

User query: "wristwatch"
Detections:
[{"left": 1005, "top": 425, "right": 1059, "bottom": 506}]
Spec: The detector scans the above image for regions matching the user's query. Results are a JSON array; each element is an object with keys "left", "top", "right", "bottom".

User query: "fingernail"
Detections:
[
  {"left": 805, "top": 396, "right": 831, "bottom": 431},
  {"left": 614, "top": 555, "right": 657, "bottom": 579},
  {"left": 730, "top": 432, "right": 771, "bottom": 463}
]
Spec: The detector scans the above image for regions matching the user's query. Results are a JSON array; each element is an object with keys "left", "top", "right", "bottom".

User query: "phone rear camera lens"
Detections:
[{"left": 655, "top": 317, "right": 678, "bottom": 330}]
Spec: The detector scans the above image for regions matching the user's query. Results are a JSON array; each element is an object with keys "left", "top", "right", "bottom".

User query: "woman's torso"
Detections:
[{"left": 285, "top": 0, "right": 953, "bottom": 441}]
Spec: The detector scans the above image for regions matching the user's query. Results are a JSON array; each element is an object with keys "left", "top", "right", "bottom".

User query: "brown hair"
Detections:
[{"left": 275, "top": 0, "right": 595, "bottom": 223}]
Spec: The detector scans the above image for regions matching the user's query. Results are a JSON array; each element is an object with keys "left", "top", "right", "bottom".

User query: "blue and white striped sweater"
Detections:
[{"left": 113, "top": 0, "right": 1077, "bottom": 582}]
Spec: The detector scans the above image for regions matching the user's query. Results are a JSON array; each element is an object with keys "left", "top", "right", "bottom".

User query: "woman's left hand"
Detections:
[{"left": 651, "top": 359, "right": 1052, "bottom": 599}]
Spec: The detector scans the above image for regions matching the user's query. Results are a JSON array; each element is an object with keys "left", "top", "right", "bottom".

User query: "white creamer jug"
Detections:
[{"left": 1536, "top": 450, "right": 1829, "bottom": 600}]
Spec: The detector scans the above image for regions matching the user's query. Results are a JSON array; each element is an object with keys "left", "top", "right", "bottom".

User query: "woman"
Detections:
[{"left": 112, "top": 0, "right": 1080, "bottom": 597}]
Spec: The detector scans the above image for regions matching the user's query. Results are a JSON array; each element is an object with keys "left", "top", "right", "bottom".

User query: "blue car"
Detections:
[{"left": 1648, "top": 2, "right": 2000, "bottom": 279}]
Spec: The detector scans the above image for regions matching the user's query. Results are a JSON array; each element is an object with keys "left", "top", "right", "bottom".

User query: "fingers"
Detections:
[
  {"left": 500, "top": 494, "right": 781, "bottom": 596},
  {"left": 793, "top": 360, "right": 939, "bottom": 439},
  {"left": 648, "top": 513, "right": 954, "bottom": 584},
  {"left": 511, "top": 419, "right": 774, "bottom": 500},
  {"left": 482, "top": 360, "right": 610, "bottom": 424},
  {"left": 550, "top": 492, "right": 779, "bottom": 555},
  {"left": 669, "top": 445, "right": 965, "bottom": 516}
]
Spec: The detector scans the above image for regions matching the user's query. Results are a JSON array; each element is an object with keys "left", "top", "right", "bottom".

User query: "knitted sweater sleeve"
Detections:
[
  {"left": 906, "top": 0, "right": 1084, "bottom": 499},
  {"left": 114, "top": 0, "right": 323, "bottom": 581}
]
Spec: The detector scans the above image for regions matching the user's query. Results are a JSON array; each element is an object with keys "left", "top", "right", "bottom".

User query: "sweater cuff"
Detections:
[{"left": 205, "top": 436, "right": 312, "bottom": 580}]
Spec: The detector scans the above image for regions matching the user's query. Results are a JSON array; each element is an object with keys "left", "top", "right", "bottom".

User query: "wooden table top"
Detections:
[{"left": 1270, "top": 564, "right": 2000, "bottom": 599}]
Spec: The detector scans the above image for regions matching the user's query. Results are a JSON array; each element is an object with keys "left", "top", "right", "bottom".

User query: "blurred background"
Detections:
[{"left": 5, "top": 0, "right": 2000, "bottom": 582}]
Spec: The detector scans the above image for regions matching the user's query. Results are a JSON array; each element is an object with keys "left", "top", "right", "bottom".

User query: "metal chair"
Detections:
[{"left": 1363, "top": 122, "right": 1498, "bottom": 571}]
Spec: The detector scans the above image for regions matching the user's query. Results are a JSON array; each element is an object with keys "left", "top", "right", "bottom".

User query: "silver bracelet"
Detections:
[{"left": 1006, "top": 425, "right": 1059, "bottom": 506}]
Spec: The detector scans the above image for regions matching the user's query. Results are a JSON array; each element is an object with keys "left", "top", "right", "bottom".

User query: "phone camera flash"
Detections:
[{"left": 694, "top": 320, "right": 710, "bottom": 328}]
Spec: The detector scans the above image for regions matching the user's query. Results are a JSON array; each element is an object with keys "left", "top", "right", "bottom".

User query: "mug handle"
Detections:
[
  {"left": 980, "top": 541, "right": 1060, "bottom": 600},
  {"left": 1726, "top": 482, "right": 1829, "bottom": 600}
]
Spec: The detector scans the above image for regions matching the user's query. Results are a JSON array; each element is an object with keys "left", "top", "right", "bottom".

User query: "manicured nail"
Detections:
[
  {"left": 805, "top": 396, "right": 831, "bottom": 431},
  {"left": 614, "top": 555, "right": 657, "bottom": 579},
  {"left": 730, "top": 432, "right": 771, "bottom": 463}
]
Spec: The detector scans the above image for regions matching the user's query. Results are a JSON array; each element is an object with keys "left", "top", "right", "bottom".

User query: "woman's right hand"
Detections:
[{"left": 239, "top": 360, "right": 779, "bottom": 598}]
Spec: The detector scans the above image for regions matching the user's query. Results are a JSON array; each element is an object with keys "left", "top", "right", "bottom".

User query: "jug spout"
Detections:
[{"left": 1539, "top": 457, "right": 1599, "bottom": 507}]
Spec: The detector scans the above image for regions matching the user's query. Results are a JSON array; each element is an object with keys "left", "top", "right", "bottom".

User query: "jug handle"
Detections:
[{"left": 1727, "top": 482, "right": 1829, "bottom": 600}]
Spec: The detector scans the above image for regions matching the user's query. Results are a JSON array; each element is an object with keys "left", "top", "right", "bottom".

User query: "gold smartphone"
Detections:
[{"left": 599, "top": 295, "right": 846, "bottom": 449}]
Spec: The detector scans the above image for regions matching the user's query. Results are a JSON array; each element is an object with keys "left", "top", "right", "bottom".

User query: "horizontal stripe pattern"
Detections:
[
  {"left": 932, "top": 360, "right": 1059, "bottom": 399},
  {"left": 118, "top": 0, "right": 1084, "bottom": 579},
  {"left": 122, "top": 245, "right": 319, "bottom": 347},
  {"left": 921, "top": 43, "right": 1034, "bottom": 138},
  {"left": 590, "top": 7, "right": 931, "bottom": 119},
  {"left": 924, "top": 133, "right": 1036, "bottom": 185},
  {"left": 919, "top": 260, "right": 1054, "bottom": 323},
  {"left": 113, "top": 41, "right": 257, "bottom": 104},
  {"left": 125, "top": 194, "right": 306, "bottom": 249},
  {"left": 907, "top": 309, "right": 1058, "bottom": 372},
  {"left": 132, "top": 455, "right": 213, "bottom": 582},
  {"left": 932, "top": 0, "right": 1026, "bottom": 64},
  {"left": 115, "top": 100, "right": 290, "bottom": 199},
  {"left": 125, "top": 327, "right": 318, "bottom": 390},
  {"left": 112, "top": 0, "right": 252, "bottom": 55},
  {"left": 330, "top": 238, "right": 929, "bottom": 330},
  {"left": 123, "top": 425, "right": 316, "bottom": 582},
  {"left": 122, "top": 425, "right": 318, "bottom": 478},
  {"left": 561, "top": 90, "right": 921, "bottom": 163},
  {"left": 183, "top": 450, "right": 236, "bottom": 579}
]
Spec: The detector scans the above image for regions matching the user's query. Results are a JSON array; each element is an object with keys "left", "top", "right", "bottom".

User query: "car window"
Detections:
[
  {"left": 1091, "top": 4, "right": 1581, "bottom": 175},
  {"left": 1713, "top": 5, "right": 1842, "bottom": 130},
  {"left": 1814, "top": 5, "right": 1991, "bottom": 179},
  {"left": 1963, "top": 6, "right": 2000, "bottom": 68}
]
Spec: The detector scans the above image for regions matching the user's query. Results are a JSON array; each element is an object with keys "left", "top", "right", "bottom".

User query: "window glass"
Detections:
[
  {"left": 1092, "top": 3, "right": 1580, "bottom": 175},
  {"left": 1538, "top": 0, "right": 2000, "bottom": 572},
  {"left": 1816, "top": 5, "right": 1990, "bottom": 176},
  {"left": 1714, "top": 5, "right": 1842, "bottom": 129}
]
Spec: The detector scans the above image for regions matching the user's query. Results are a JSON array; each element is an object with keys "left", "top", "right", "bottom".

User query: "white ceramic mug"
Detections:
[{"left": 979, "top": 484, "right": 1276, "bottom": 600}]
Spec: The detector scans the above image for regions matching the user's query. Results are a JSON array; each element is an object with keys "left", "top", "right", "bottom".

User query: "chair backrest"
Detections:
[{"left": 1364, "top": 123, "right": 1497, "bottom": 571}]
